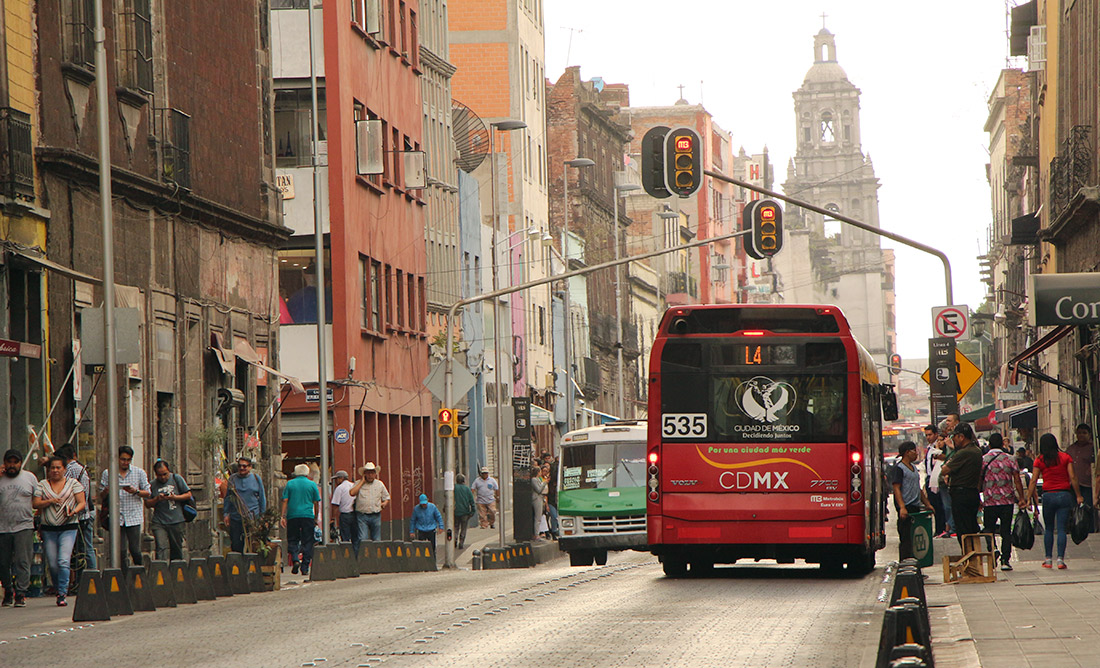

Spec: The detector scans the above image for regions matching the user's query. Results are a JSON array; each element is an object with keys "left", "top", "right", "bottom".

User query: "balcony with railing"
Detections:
[
  {"left": 1049, "top": 125, "right": 1093, "bottom": 221},
  {"left": 0, "top": 108, "right": 33, "bottom": 201},
  {"left": 157, "top": 108, "right": 191, "bottom": 190}
]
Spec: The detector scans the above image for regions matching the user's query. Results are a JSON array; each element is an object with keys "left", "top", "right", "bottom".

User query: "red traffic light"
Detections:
[
  {"left": 675, "top": 136, "right": 692, "bottom": 152},
  {"left": 760, "top": 206, "right": 775, "bottom": 221}
]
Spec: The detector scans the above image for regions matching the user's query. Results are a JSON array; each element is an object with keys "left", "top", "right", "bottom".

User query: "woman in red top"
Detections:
[{"left": 1023, "top": 433, "right": 1084, "bottom": 568}]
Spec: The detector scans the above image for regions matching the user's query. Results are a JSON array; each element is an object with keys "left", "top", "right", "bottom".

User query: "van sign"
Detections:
[{"left": 1031, "top": 272, "right": 1100, "bottom": 326}]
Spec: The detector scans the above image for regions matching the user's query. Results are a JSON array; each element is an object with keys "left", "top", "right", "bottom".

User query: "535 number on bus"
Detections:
[{"left": 662, "top": 413, "right": 708, "bottom": 438}]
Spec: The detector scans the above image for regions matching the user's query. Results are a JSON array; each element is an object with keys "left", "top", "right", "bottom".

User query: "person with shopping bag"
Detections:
[{"left": 1023, "top": 433, "right": 1084, "bottom": 569}]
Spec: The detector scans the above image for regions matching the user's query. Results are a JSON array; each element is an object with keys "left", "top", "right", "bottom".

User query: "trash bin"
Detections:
[{"left": 910, "top": 510, "right": 934, "bottom": 568}]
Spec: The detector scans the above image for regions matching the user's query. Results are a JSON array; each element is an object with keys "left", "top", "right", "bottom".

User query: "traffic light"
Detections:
[
  {"left": 750, "top": 199, "right": 783, "bottom": 258},
  {"left": 664, "top": 127, "right": 702, "bottom": 198},
  {"left": 437, "top": 407, "right": 455, "bottom": 438},
  {"left": 640, "top": 126, "right": 671, "bottom": 199},
  {"left": 742, "top": 200, "right": 763, "bottom": 260},
  {"left": 454, "top": 410, "right": 470, "bottom": 437},
  {"left": 889, "top": 353, "right": 902, "bottom": 374}
]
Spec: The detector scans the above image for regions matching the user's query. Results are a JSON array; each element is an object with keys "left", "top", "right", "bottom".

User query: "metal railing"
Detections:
[{"left": 1049, "top": 125, "right": 1093, "bottom": 220}]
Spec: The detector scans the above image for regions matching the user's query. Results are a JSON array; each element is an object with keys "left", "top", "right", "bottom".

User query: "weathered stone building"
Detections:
[{"left": 37, "top": 0, "right": 288, "bottom": 553}]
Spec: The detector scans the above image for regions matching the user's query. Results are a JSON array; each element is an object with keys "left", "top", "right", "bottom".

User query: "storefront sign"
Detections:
[{"left": 1031, "top": 272, "right": 1100, "bottom": 326}]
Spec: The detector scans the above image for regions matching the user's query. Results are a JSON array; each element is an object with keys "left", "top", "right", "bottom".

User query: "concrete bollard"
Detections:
[
  {"left": 71, "top": 570, "right": 111, "bottom": 622},
  {"left": 207, "top": 555, "right": 233, "bottom": 598},
  {"left": 189, "top": 558, "right": 216, "bottom": 601},
  {"left": 148, "top": 561, "right": 177, "bottom": 608},
  {"left": 226, "top": 552, "right": 250, "bottom": 595},
  {"left": 126, "top": 565, "right": 156, "bottom": 612},
  {"left": 169, "top": 559, "right": 198, "bottom": 604},
  {"left": 101, "top": 568, "right": 133, "bottom": 617}
]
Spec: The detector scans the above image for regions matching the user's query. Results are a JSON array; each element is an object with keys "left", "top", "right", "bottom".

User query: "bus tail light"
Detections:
[
  {"left": 850, "top": 446, "right": 863, "bottom": 502},
  {"left": 648, "top": 451, "right": 660, "bottom": 502}
]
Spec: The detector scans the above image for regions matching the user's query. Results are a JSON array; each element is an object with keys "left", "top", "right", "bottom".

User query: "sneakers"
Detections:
[
  {"left": 1, "top": 589, "right": 12, "bottom": 606},
  {"left": 301, "top": 564, "right": 310, "bottom": 576},
  {"left": 1042, "top": 559, "right": 1053, "bottom": 568},
  {"left": 13, "top": 594, "right": 25, "bottom": 607},
  {"left": 1001, "top": 563, "right": 1013, "bottom": 571},
  {"left": 291, "top": 562, "right": 300, "bottom": 575},
  {"left": 56, "top": 595, "right": 67, "bottom": 607},
  {"left": 1057, "top": 559, "right": 1067, "bottom": 570}
]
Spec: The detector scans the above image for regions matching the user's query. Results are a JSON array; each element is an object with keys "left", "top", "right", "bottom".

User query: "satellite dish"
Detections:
[{"left": 452, "top": 99, "right": 489, "bottom": 173}]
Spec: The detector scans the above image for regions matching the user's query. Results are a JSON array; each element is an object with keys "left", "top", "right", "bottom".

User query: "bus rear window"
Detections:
[{"left": 666, "top": 307, "right": 841, "bottom": 335}]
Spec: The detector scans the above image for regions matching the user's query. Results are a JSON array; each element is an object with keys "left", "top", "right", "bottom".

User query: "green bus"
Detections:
[{"left": 558, "top": 420, "right": 648, "bottom": 566}]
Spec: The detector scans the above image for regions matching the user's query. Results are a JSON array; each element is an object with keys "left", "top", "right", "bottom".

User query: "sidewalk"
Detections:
[{"left": 928, "top": 529, "right": 1100, "bottom": 667}]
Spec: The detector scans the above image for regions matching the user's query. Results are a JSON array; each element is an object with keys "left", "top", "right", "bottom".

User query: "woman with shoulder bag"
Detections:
[
  {"left": 1024, "top": 433, "right": 1084, "bottom": 569},
  {"left": 32, "top": 455, "right": 87, "bottom": 606}
]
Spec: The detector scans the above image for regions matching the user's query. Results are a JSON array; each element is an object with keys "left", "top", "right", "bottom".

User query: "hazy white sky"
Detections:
[{"left": 544, "top": 0, "right": 1011, "bottom": 358}]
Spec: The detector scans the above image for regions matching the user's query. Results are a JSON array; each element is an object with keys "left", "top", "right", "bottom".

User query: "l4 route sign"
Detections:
[{"left": 921, "top": 348, "right": 983, "bottom": 400}]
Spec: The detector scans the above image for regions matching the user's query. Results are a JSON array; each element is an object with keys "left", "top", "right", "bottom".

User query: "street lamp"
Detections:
[
  {"left": 613, "top": 178, "right": 640, "bottom": 418},
  {"left": 486, "top": 119, "right": 526, "bottom": 554},
  {"left": 562, "top": 157, "right": 595, "bottom": 434}
]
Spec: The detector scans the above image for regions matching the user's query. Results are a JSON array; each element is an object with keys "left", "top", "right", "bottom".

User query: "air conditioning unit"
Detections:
[{"left": 404, "top": 150, "right": 426, "bottom": 189}]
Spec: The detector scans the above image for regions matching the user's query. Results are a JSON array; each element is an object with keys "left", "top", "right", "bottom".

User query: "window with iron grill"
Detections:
[
  {"left": 64, "top": 0, "right": 96, "bottom": 70},
  {"left": 0, "top": 108, "right": 34, "bottom": 200},
  {"left": 157, "top": 108, "right": 191, "bottom": 189},
  {"left": 117, "top": 0, "right": 153, "bottom": 94}
]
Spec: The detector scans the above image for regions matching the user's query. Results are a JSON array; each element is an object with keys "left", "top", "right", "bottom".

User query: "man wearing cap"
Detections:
[
  {"left": 329, "top": 469, "right": 358, "bottom": 549},
  {"left": 0, "top": 449, "right": 37, "bottom": 607},
  {"left": 409, "top": 493, "right": 444, "bottom": 551},
  {"left": 282, "top": 463, "right": 321, "bottom": 575},
  {"left": 350, "top": 463, "right": 390, "bottom": 542},
  {"left": 941, "top": 422, "right": 984, "bottom": 546},
  {"left": 224, "top": 455, "right": 266, "bottom": 553},
  {"left": 471, "top": 467, "right": 499, "bottom": 529}
]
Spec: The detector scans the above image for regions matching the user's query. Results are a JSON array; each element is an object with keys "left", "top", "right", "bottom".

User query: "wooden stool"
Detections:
[{"left": 943, "top": 533, "right": 996, "bottom": 584}]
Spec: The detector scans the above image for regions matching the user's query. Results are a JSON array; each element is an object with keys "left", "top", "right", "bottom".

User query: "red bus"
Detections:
[{"left": 646, "top": 304, "right": 898, "bottom": 577}]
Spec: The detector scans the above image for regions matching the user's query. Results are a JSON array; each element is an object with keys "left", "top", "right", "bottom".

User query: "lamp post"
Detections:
[
  {"left": 562, "top": 158, "right": 595, "bottom": 433},
  {"left": 485, "top": 119, "right": 526, "bottom": 554},
  {"left": 613, "top": 178, "right": 640, "bottom": 418}
]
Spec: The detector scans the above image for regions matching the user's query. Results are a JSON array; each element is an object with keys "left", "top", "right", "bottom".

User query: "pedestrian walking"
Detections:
[
  {"left": 543, "top": 453, "right": 559, "bottom": 538},
  {"left": 282, "top": 463, "right": 321, "bottom": 575},
  {"left": 350, "top": 462, "right": 390, "bottom": 542},
  {"left": 32, "top": 455, "right": 86, "bottom": 606},
  {"left": 329, "top": 469, "right": 358, "bottom": 549},
  {"left": 409, "top": 493, "right": 443, "bottom": 551},
  {"left": 471, "top": 467, "right": 499, "bottom": 529},
  {"left": 145, "top": 460, "right": 192, "bottom": 561},
  {"left": 55, "top": 444, "right": 96, "bottom": 573},
  {"left": 0, "top": 449, "right": 37, "bottom": 607},
  {"left": 889, "top": 441, "right": 933, "bottom": 560},
  {"left": 1024, "top": 433, "right": 1085, "bottom": 569},
  {"left": 1066, "top": 423, "right": 1094, "bottom": 530},
  {"left": 99, "top": 445, "right": 150, "bottom": 567},
  {"left": 530, "top": 466, "right": 550, "bottom": 539},
  {"left": 453, "top": 473, "right": 475, "bottom": 550},
  {"left": 941, "top": 422, "right": 983, "bottom": 547},
  {"left": 981, "top": 433, "right": 1025, "bottom": 571},
  {"left": 223, "top": 455, "right": 266, "bottom": 553}
]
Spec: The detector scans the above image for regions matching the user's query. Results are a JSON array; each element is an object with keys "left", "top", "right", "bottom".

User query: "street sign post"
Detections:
[
  {"left": 932, "top": 305, "right": 971, "bottom": 341},
  {"left": 928, "top": 338, "right": 959, "bottom": 423},
  {"left": 920, "top": 348, "right": 983, "bottom": 401}
]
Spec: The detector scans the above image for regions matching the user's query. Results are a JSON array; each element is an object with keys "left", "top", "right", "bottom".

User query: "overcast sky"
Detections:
[{"left": 544, "top": 0, "right": 1011, "bottom": 358}]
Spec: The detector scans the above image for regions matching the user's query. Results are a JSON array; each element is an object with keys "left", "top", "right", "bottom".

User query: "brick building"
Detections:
[
  {"left": 273, "top": 0, "right": 432, "bottom": 535},
  {"left": 36, "top": 0, "right": 288, "bottom": 553},
  {"left": 546, "top": 67, "right": 637, "bottom": 420}
]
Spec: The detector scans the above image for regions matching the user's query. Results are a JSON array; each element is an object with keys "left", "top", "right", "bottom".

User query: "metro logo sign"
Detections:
[{"left": 675, "top": 136, "right": 692, "bottom": 152}]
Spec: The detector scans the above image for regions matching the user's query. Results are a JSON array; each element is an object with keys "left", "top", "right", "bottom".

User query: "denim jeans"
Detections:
[
  {"left": 547, "top": 503, "right": 559, "bottom": 535},
  {"left": 357, "top": 512, "right": 382, "bottom": 542},
  {"left": 1042, "top": 490, "right": 1074, "bottom": 559},
  {"left": 152, "top": 522, "right": 186, "bottom": 561},
  {"left": 941, "top": 487, "right": 954, "bottom": 533},
  {"left": 339, "top": 512, "right": 359, "bottom": 551},
  {"left": 287, "top": 517, "right": 316, "bottom": 567},
  {"left": 41, "top": 528, "right": 78, "bottom": 595},
  {"left": 78, "top": 518, "right": 97, "bottom": 570}
]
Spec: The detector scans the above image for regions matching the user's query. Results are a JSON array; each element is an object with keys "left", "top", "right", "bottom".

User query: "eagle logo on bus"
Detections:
[{"left": 736, "top": 376, "right": 796, "bottom": 423}]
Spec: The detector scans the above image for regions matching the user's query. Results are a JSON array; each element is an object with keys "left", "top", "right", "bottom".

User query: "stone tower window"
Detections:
[{"left": 820, "top": 112, "right": 835, "bottom": 143}]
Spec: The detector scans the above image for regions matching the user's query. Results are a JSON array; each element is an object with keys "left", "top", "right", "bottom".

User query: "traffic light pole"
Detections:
[
  {"left": 702, "top": 169, "right": 954, "bottom": 305},
  {"left": 440, "top": 227, "right": 752, "bottom": 568}
]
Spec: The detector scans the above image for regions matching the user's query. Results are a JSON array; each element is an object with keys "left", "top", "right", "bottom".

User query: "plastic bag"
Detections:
[
  {"left": 1012, "top": 510, "right": 1036, "bottom": 550},
  {"left": 1033, "top": 511, "right": 1044, "bottom": 537},
  {"left": 1071, "top": 504, "right": 1091, "bottom": 545}
]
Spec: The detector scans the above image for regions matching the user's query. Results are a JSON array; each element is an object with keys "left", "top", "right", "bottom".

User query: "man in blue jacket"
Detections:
[
  {"left": 224, "top": 456, "right": 266, "bottom": 553},
  {"left": 409, "top": 493, "right": 443, "bottom": 551}
]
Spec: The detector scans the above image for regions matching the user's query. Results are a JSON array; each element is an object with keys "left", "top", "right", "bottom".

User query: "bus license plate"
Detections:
[{"left": 662, "top": 413, "right": 708, "bottom": 438}]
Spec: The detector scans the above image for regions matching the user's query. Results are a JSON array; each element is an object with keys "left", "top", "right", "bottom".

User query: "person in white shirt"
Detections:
[
  {"left": 350, "top": 463, "right": 390, "bottom": 542},
  {"left": 470, "top": 467, "right": 500, "bottom": 529},
  {"left": 923, "top": 424, "right": 947, "bottom": 537},
  {"left": 329, "top": 470, "right": 357, "bottom": 549}
]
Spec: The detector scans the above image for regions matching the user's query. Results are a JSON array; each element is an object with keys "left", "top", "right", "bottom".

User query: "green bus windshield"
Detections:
[{"left": 560, "top": 441, "right": 647, "bottom": 491}]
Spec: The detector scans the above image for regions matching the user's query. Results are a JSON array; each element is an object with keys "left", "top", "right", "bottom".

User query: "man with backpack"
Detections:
[
  {"left": 981, "top": 432, "right": 1025, "bottom": 570},
  {"left": 146, "top": 460, "right": 193, "bottom": 561}
]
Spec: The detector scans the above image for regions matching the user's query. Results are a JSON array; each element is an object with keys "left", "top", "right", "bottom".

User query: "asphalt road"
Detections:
[{"left": 0, "top": 550, "right": 891, "bottom": 667}]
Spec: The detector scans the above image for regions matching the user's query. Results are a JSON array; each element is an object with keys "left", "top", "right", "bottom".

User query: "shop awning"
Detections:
[
  {"left": 210, "top": 332, "right": 304, "bottom": 393},
  {"left": 530, "top": 404, "right": 553, "bottom": 426},
  {"left": 1007, "top": 325, "right": 1074, "bottom": 384},
  {"left": 996, "top": 402, "right": 1038, "bottom": 430},
  {"left": 581, "top": 406, "right": 620, "bottom": 424},
  {"left": 6, "top": 246, "right": 102, "bottom": 285}
]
